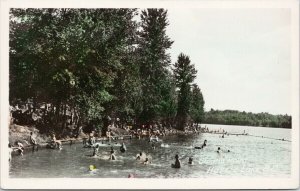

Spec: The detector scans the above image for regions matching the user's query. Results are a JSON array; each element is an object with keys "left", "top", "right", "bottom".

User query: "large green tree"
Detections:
[
  {"left": 10, "top": 8, "right": 139, "bottom": 135},
  {"left": 138, "top": 8, "right": 174, "bottom": 125},
  {"left": 173, "top": 53, "right": 197, "bottom": 130}
]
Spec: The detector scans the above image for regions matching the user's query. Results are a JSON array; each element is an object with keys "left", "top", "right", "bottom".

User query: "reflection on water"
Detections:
[{"left": 9, "top": 124, "right": 291, "bottom": 178}]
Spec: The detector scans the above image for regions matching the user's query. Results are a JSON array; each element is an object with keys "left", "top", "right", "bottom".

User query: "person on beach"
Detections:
[
  {"left": 171, "top": 154, "right": 181, "bottom": 168},
  {"left": 29, "top": 132, "right": 38, "bottom": 152},
  {"left": 110, "top": 147, "right": 116, "bottom": 160},
  {"left": 8, "top": 143, "right": 13, "bottom": 161},
  {"left": 217, "top": 147, "right": 221, "bottom": 153},
  {"left": 120, "top": 142, "right": 126, "bottom": 153}
]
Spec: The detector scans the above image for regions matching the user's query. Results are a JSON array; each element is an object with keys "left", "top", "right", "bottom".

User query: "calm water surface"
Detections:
[{"left": 9, "top": 124, "right": 291, "bottom": 178}]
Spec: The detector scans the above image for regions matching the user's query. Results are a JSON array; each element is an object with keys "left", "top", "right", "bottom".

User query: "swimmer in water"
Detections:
[
  {"left": 151, "top": 143, "right": 156, "bottom": 150},
  {"left": 89, "top": 165, "right": 96, "bottom": 171},
  {"left": 136, "top": 152, "right": 143, "bottom": 160},
  {"left": 128, "top": 173, "right": 134, "bottom": 178},
  {"left": 110, "top": 147, "right": 116, "bottom": 160},
  {"left": 171, "top": 154, "right": 181, "bottom": 168},
  {"left": 143, "top": 157, "right": 150, "bottom": 165},
  {"left": 217, "top": 147, "right": 221, "bottom": 153},
  {"left": 188, "top": 157, "right": 194, "bottom": 165},
  {"left": 120, "top": 142, "right": 126, "bottom": 153}
]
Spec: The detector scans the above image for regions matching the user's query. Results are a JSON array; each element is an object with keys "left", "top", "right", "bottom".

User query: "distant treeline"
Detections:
[{"left": 203, "top": 109, "right": 292, "bottom": 128}]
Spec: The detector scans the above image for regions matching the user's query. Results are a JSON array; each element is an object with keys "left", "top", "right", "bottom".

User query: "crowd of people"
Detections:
[
  {"left": 8, "top": 131, "right": 39, "bottom": 160},
  {"left": 9, "top": 124, "right": 234, "bottom": 179}
]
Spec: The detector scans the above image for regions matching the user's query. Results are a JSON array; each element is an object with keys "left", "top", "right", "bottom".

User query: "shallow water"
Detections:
[{"left": 9, "top": 124, "right": 291, "bottom": 178}]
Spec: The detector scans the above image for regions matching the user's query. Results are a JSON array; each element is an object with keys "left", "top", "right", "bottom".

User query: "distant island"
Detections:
[{"left": 203, "top": 109, "right": 291, "bottom": 129}]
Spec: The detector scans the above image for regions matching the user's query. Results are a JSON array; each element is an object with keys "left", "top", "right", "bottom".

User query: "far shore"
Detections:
[{"left": 202, "top": 123, "right": 292, "bottom": 129}]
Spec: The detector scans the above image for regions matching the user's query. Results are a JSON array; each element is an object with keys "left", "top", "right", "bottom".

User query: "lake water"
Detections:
[{"left": 9, "top": 124, "right": 291, "bottom": 178}]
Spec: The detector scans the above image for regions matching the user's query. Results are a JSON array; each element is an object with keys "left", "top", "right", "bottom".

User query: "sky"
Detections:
[{"left": 166, "top": 8, "right": 291, "bottom": 115}]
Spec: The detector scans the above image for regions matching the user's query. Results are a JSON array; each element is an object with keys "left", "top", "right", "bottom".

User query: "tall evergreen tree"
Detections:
[
  {"left": 173, "top": 53, "right": 197, "bottom": 130},
  {"left": 138, "top": 8, "right": 174, "bottom": 125},
  {"left": 190, "top": 84, "right": 205, "bottom": 126}
]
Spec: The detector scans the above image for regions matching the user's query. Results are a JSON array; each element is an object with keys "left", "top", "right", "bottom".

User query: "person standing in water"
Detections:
[
  {"left": 171, "top": 154, "right": 181, "bottom": 168},
  {"left": 92, "top": 144, "right": 100, "bottom": 157},
  {"left": 151, "top": 143, "right": 156, "bottom": 150},
  {"left": 110, "top": 147, "right": 116, "bottom": 160},
  {"left": 52, "top": 134, "right": 62, "bottom": 149},
  {"left": 14, "top": 141, "right": 24, "bottom": 156},
  {"left": 29, "top": 132, "right": 38, "bottom": 152}
]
